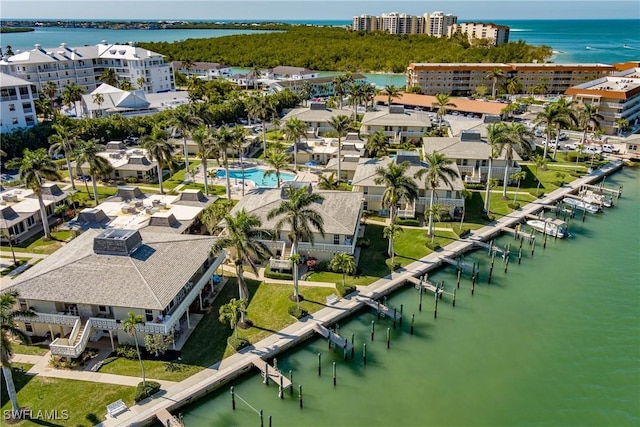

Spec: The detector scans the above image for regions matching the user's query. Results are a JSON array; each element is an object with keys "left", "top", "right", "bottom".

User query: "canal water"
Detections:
[{"left": 182, "top": 167, "right": 640, "bottom": 427}]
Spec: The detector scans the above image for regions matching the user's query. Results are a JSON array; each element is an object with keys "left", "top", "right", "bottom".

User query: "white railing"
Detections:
[
  {"left": 397, "top": 209, "right": 416, "bottom": 218},
  {"left": 49, "top": 319, "right": 92, "bottom": 358},
  {"left": 457, "top": 165, "right": 476, "bottom": 173},
  {"left": 16, "top": 312, "right": 79, "bottom": 326},
  {"left": 90, "top": 317, "right": 119, "bottom": 331},
  {"left": 417, "top": 196, "right": 465, "bottom": 207},
  {"left": 362, "top": 194, "right": 383, "bottom": 202},
  {"left": 298, "top": 241, "right": 354, "bottom": 254},
  {"left": 269, "top": 258, "right": 292, "bottom": 270},
  {"left": 67, "top": 318, "right": 82, "bottom": 345}
]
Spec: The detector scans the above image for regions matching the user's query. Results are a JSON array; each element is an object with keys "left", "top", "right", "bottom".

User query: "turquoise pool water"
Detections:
[{"left": 216, "top": 167, "right": 296, "bottom": 188}]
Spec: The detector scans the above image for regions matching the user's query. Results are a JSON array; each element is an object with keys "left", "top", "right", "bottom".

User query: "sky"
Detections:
[{"left": 1, "top": 0, "right": 638, "bottom": 21}]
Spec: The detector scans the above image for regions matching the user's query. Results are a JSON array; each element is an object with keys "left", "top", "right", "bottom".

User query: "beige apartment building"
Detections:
[
  {"left": 353, "top": 11, "right": 458, "bottom": 38},
  {"left": 447, "top": 22, "right": 510, "bottom": 46},
  {"left": 406, "top": 63, "right": 615, "bottom": 96}
]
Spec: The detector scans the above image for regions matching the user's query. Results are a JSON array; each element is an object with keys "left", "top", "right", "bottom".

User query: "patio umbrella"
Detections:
[{"left": 304, "top": 161, "right": 317, "bottom": 167}]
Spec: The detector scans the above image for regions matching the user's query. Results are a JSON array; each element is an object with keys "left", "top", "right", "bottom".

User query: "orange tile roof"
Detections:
[{"left": 375, "top": 93, "right": 506, "bottom": 115}]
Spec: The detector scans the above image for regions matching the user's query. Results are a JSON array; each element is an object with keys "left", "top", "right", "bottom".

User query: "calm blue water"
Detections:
[{"left": 216, "top": 167, "right": 295, "bottom": 188}]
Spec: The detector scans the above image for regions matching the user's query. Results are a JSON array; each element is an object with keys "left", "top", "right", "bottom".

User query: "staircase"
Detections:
[{"left": 73, "top": 320, "right": 89, "bottom": 346}]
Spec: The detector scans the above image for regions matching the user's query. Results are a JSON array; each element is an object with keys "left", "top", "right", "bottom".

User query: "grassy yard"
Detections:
[
  {"left": 10, "top": 343, "right": 50, "bottom": 356},
  {"left": 0, "top": 364, "right": 135, "bottom": 426},
  {"left": 5, "top": 230, "right": 73, "bottom": 254},
  {"left": 98, "top": 357, "right": 203, "bottom": 382}
]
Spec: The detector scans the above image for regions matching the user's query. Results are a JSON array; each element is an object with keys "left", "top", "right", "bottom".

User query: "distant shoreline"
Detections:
[{"left": 0, "top": 27, "right": 34, "bottom": 33}]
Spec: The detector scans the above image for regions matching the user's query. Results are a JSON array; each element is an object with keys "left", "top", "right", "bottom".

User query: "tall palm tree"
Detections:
[
  {"left": 191, "top": 125, "right": 215, "bottom": 195},
  {"left": 18, "top": 148, "right": 61, "bottom": 239},
  {"left": 534, "top": 103, "right": 574, "bottom": 160},
  {"left": 329, "top": 252, "right": 357, "bottom": 287},
  {"left": 485, "top": 122, "right": 510, "bottom": 212},
  {"left": 1, "top": 291, "right": 36, "bottom": 413},
  {"left": 432, "top": 93, "right": 456, "bottom": 132},
  {"left": 532, "top": 154, "right": 548, "bottom": 193},
  {"left": 91, "top": 92, "right": 104, "bottom": 117},
  {"left": 98, "top": 67, "right": 119, "bottom": 87},
  {"left": 383, "top": 221, "right": 403, "bottom": 266},
  {"left": 615, "top": 118, "right": 629, "bottom": 136},
  {"left": 119, "top": 79, "right": 135, "bottom": 92},
  {"left": 328, "top": 114, "right": 352, "bottom": 182},
  {"left": 246, "top": 94, "right": 276, "bottom": 156},
  {"left": 137, "top": 76, "right": 146, "bottom": 91},
  {"left": 283, "top": 117, "right": 307, "bottom": 172},
  {"left": 122, "top": 312, "right": 146, "bottom": 387},
  {"left": 201, "top": 199, "right": 235, "bottom": 235},
  {"left": 578, "top": 103, "right": 604, "bottom": 144},
  {"left": 219, "top": 298, "right": 247, "bottom": 339},
  {"left": 61, "top": 82, "right": 84, "bottom": 117},
  {"left": 300, "top": 81, "right": 314, "bottom": 106},
  {"left": 318, "top": 172, "right": 339, "bottom": 190},
  {"left": 549, "top": 98, "right": 578, "bottom": 160},
  {"left": 212, "top": 209, "right": 272, "bottom": 323},
  {"left": 486, "top": 68, "right": 505, "bottom": 98},
  {"left": 510, "top": 170, "right": 528, "bottom": 205},
  {"left": 264, "top": 150, "right": 295, "bottom": 188},
  {"left": 495, "top": 122, "right": 533, "bottom": 198},
  {"left": 168, "top": 105, "right": 203, "bottom": 176},
  {"left": 48, "top": 122, "right": 77, "bottom": 190},
  {"left": 42, "top": 81, "right": 59, "bottom": 103},
  {"left": 373, "top": 161, "right": 418, "bottom": 257},
  {"left": 231, "top": 125, "right": 249, "bottom": 196},
  {"left": 415, "top": 152, "right": 460, "bottom": 237},
  {"left": 365, "top": 130, "right": 389, "bottom": 158},
  {"left": 141, "top": 126, "right": 174, "bottom": 194},
  {"left": 332, "top": 74, "right": 352, "bottom": 109},
  {"left": 75, "top": 139, "right": 113, "bottom": 205},
  {"left": 426, "top": 204, "right": 444, "bottom": 243},
  {"left": 267, "top": 186, "right": 325, "bottom": 309},
  {"left": 213, "top": 125, "right": 235, "bottom": 199},
  {"left": 384, "top": 84, "right": 400, "bottom": 106},
  {"left": 348, "top": 80, "right": 367, "bottom": 119}
]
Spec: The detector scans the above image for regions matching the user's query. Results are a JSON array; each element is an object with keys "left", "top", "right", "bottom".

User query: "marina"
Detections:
[{"left": 98, "top": 161, "right": 633, "bottom": 426}]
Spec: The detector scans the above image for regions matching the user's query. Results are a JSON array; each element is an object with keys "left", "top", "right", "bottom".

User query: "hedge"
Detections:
[
  {"left": 264, "top": 264, "right": 293, "bottom": 280},
  {"left": 336, "top": 283, "right": 357, "bottom": 297},
  {"left": 134, "top": 381, "right": 161, "bottom": 402},
  {"left": 288, "top": 306, "right": 308, "bottom": 319},
  {"left": 396, "top": 219, "right": 420, "bottom": 226}
]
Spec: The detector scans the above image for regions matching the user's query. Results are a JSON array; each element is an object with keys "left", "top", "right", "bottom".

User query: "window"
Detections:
[
  {"left": 25, "top": 323, "right": 33, "bottom": 333},
  {"left": 333, "top": 234, "right": 340, "bottom": 245},
  {"left": 98, "top": 305, "right": 107, "bottom": 312},
  {"left": 12, "top": 118, "right": 18, "bottom": 125},
  {"left": 8, "top": 104, "right": 15, "bottom": 111},
  {"left": 145, "top": 309, "right": 153, "bottom": 322}
]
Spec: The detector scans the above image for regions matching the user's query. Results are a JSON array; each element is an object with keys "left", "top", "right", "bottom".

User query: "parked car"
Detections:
[
  {"left": 558, "top": 132, "right": 568, "bottom": 141},
  {"left": 534, "top": 129, "right": 544, "bottom": 137},
  {"left": 601, "top": 144, "right": 620, "bottom": 154},
  {"left": 564, "top": 142, "right": 579, "bottom": 150},
  {"left": 584, "top": 146, "right": 602, "bottom": 155}
]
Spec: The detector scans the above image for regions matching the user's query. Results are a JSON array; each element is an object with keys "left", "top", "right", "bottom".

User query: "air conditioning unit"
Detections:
[{"left": 2, "top": 194, "right": 18, "bottom": 203}]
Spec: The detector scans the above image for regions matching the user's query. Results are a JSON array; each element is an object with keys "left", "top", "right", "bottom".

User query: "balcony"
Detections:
[{"left": 50, "top": 318, "right": 91, "bottom": 358}]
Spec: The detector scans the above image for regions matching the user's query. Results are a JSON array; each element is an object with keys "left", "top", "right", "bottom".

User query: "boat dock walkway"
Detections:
[
  {"left": 155, "top": 408, "right": 183, "bottom": 427},
  {"left": 360, "top": 297, "right": 403, "bottom": 321},
  {"left": 252, "top": 358, "right": 292, "bottom": 389},
  {"left": 470, "top": 238, "right": 507, "bottom": 256},
  {"left": 99, "top": 161, "right": 623, "bottom": 427},
  {"left": 405, "top": 276, "right": 443, "bottom": 295},
  {"left": 313, "top": 323, "right": 353, "bottom": 352},
  {"left": 441, "top": 256, "right": 476, "bottom": 273}
]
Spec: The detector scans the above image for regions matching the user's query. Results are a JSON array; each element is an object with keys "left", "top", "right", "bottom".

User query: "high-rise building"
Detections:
[
  {"left": 0, "top": 72, "right": 38, "bottom": 133},
  {"left": 448, "top": 22, "right": 510, "bottom": 46},
  {"left": 424, "top": 11, "right": 458, "bottom": 37}
]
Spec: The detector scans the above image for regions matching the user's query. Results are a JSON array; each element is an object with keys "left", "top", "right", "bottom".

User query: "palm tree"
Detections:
[
  {"left": 534, "top": 103, "right": 574, "bottom": 160},
  {"left": 348, "top": 80, "right": 367, "bottom": 119},
  {"left": 383, "top": 221, "right": 403, "bottom": 266},
  {"left": 122, "top": 312, "right": 146, "bottom": 387},
  {"left": 549, "top": 98, "right": 578, "bottom": 160},
  {"left": 415, "top": 152, "right": 460, "bottom": 237},
  {"left": 283, "top": 117, "right": 307, "bottom": 172},
  {"left": 373, "top": 161, "right": 418, "bottom": 257},
  {"left": 91, "top": 92, "right": 104, "bottom": 117},
  {"left": 168, "top": 105, "right": 203, "bottom": 176},
  {"left": 458, "top": 188, "right": 472, "bottom": 230},
  {"left": 246, "top": 95, "right": 276, "bottom": 156},
  {"left": 61, "top": 82, "right": 84, "bottom": 117},
  {"left": 329, "top": 252, "right": 356, "bottom": 287},
  {"left": 332, "top": 74, "right": 351, "bottom": 109},
  {"left": 615, "top": 118, "right": 630, "bottom": 136},
  {"left": 495, "top": 122, "right": 533, "bottom": 198},
  {"left": 18, "top": 148, "right": 61, "bottom": 239},
  {"left": 432, "top": 93, "right": 456, "bottom": 132},
  {"left": 1, "top": 291, "right": 35, "bottom": 413},
  {"left": 213, "top": 125, "right": 234, "bottom": 199},
  {"left": 578, "top": 103, "right": 604, "bottom": 144},
  {"left": 318, "top": 172, "right": 339, "bottom": 190},
  {"left": 119, "top": 79, "right": 135, "bottom": 91},
  {"left": 99, "top": 67, "right": 119, "bottom": 87},
  {"left": 267, "top": 186, "right": 325, "bottom": 309},
  {"left": 212, "top": 210, "right": 272, "bottom": 323},
  {"left": 264, "top": 150, "right": 295, "bottom": 188},
  {"left": 384, "top": 84, "right": 400, "bottom": 106},
  {"left": 300, "top": 81, "right": 314, "bottom": 106},
  {"left": 329, "top": 114, "right": 352, "bottom": 182},
  {"left": 426, "top": 204, "right": 444, "bottom": 243},
  {"left": 191, "top": 125, "right": 215, "bottom": 195},
  {"left": 141, "top": 126, "right": 174, "bottom": 194},
  {"left": 42, "top": 81, "right": 59, "bottom": 103},
  {"left": 137, "top": 76, "right": 146, "bottom": 91},
  {"left": 75, "top": 139, "right": 113, "bottom": 205},
  {"left": 486, "top": 68, "right": 505, "bottom": 98},
  {"left": 201, "top": 199, "right": 235, "bottom": 235},
  {"left": 510, "top": 170, "right": 527, "bottom": 204},
  {"left": 532, "top": 154, "right": 548, "bottom": 193},
  {"left": 231, "top": 125, "right": 249, "bottom": 196},
  {"left": 485, "top": 178, "right": 499, "bottom": 214},
  {"left": 365, "top": 130, "right": 389, "bottom": 158},
  {"left": 48, "top": 122, "right": 77, "bottom": 190},
  {"left": 485, "top": 122, "right": 509, "bottom": 211},
  {"left": 219, "top": 298, "right": 247, "bottom": 339}
]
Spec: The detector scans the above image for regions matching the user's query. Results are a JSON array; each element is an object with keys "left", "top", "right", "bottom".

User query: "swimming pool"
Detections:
[{"left": 216, "top": 167, "right": 296, "bottom": 188}]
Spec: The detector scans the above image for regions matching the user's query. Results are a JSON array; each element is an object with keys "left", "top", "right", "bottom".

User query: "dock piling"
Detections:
[
  {"left": 452, "top": 288, "right": 456, "bottom": 307},
  {"left": 371, "top": 320, "right": 375, "bottom": 341},
  {"left": 289, "top": 371, "right": 293, "bottom": 396},
  {"left": 399, "top": 304, "right": 404, "bottom": 326},
  {"left": 386, "top": 328, "right": 391, "bottom": 349},
  {"left": 317, "top": 353, "right": 321, "bottom": 376},
  {"left": 299, "top": 385, "right": 303, "bottom": 409},
  {"left": 363, "top": 343, "right": 367, "bottom": 365},
  {"left": 410, "top": 314, "right": 415, "bottom": 334},
  {"left": 434, "top": 291, "right": 438, "bottom": 319},
  {"left": 332, "top": 362, "right": 336, "bottom": 386},
  {"left": 231, "top": 386, "right": 235, "bottom": 410},
  {"left": 393, "top": 308, "right": 397, "bottom": 329},
  {"left": 456, "top": 269, "right": 461, "bottom": 289}
]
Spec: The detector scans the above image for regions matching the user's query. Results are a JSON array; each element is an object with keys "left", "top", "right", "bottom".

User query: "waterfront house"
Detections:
[
  {"left": 74, "top": 144, "right": 159, "bottom": 183},
  {"left": 270, "top": 73, "right": 366, "bottom": 98},
  {"left": 8, "top": 228, "right": 225, "bottom": 357},
  {"left": 359, "top": 105, "right": 431, "bottom": 144},
  {"left": 282, "top": 102, "right": 355, "bottom": 136},
  {"left": 0, "top": 72, "right": 38, "bottom": 133},
  {"left": 422, "top": 130, "right": 522, "bottom": 184},
  {"left": 0, "top": 183, "right": 70, "bottom": 244},
  {"left": 265, "top": 66, "right": 317, "bottom": 80},
  {"left": 224, "top": 182, "right": 363, "bottom": 269},
  {"left": 351, "top": 150, "right": 464, "bottom": 218}
]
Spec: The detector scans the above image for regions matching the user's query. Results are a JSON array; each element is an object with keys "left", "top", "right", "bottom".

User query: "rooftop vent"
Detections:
[
  {"left": 460, "top": 130, "right": 482, "bottom": 142},
  {"left": 40, "top": 183, "right": 64, "bottom": 197},
  {"left": 389, "top": 105, "right": 405, "bottom": 114},
  {"left": 309, "top": 102, "right": 326, "bottom": 110},
  {"left": 178, "top": 189, "right": 207, "bottom": 203},
  {"left": 148, "top": 213, "right": 180, "bottom": 228},
  {"left": 394, "top": 150, "right": 421, "bottom": 166},
  {"left": 93, "top": 229, "right": 142, "bottom": 256},
  {"left": 77, "top": 208, "right": 108, "bottom": 224},
  {"left": 116, "top": 186, "right": 144, "bottom": 201}
]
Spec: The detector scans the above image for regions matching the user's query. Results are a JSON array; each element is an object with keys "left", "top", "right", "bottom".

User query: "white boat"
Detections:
[
  {"left": 526, "top": 219, "right": 569, "bottom": 238},
  {"left": 563, "top": 197, "right": 600, "bottom": 214},
  {"left": 581, "top": 190, "right": 613, "bottom": 208}
]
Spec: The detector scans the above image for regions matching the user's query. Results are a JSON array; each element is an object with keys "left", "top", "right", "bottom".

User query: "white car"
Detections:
[
  {"left": 584, "top": 145, "right": 602, "bottom": 155},
  {"left": 564, "top": 142, "right": 579, "bottom": 150},
  {"left": 558, "top": 132, "right": 568, "bottom": 141},
  {"left": 601, "top": 144, "right": 620, "bottom": 154}
]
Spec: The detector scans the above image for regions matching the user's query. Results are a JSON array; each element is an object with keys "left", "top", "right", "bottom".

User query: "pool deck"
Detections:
[{"left": 99, "top": 161, "right": 624, "bottom": 427}]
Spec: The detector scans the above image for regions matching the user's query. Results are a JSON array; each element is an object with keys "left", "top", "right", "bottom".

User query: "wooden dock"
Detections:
[
  {"left": 251, "top": 358, "right": 292, "bottom": 389},
  {"left": 155, "top": 408, "right": 183, "bottom": 427},
  {"left": 405, "top": 276, "right": 443, "bottom": 295},
  {"left": 470, "top": 238, "right": 506, "bottom": 256},
  {"left": 313, "top": 323, "right": 353, "bottom": 352},
  {"left": 503, "top": 226, "right": 536, "bottom": 240},
  {"left": 360, "top": 298, "right": 403, "bottom": 320},
  {"left": 441, "top": 257, "right": 475, "bottom": 273}
]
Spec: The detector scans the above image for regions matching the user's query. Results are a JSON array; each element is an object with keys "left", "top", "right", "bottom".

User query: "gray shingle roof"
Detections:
[
  {"left": 423, "top": 137, "right": 521, "bottom": 161},
  {"left": 6, "top": 229, "right": 219, "bottom": 310}
]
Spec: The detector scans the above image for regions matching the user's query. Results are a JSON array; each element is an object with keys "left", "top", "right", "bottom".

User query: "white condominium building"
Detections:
[
  {"left": 448, "top": 22, "right": 510, "bottom": 46},
  {"left": 352, "top": 11, "right": 456, "bottom": 36},
  {"left": 0, "top": 41, "right": 175, "bottom": 97},
  {"left": 0, "top": 72, "right": 38, "bottom": 133},
  {"left": 425, "top": 11, "right": 458, "bottom": 37}
]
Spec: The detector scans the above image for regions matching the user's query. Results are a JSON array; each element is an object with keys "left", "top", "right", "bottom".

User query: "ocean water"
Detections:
[{"left": 181, "top": 167, "right": 640, "bottom": 426}]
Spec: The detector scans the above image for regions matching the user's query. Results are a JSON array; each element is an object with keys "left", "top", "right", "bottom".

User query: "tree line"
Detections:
[{"left": 139, "top": 26, "right": 552, "bottom": 73}]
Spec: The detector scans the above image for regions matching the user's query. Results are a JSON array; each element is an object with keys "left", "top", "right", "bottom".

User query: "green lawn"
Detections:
[
  {"left": 5, "top": 230, "right": 73, "bottom": 254},
  {"left": 10, "top": 343, "right": 49, "bottom": 356},
  {"left": 0, "top": 365, "right": 135, "bottom": 426},
  {"left": 99, "top": 357, "right": 203, "bottom": 382}
]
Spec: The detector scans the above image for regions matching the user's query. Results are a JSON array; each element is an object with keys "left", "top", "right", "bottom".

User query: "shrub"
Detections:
[
  {"left": 315, "top": 261, "right": 330, "bottom": 272},
  {"left": 531, "top": 190, "right": 545, "bottom": 198},
  {"left": 456, "top": 228, "right": 471, "bottom": 238},
  {"left": 288, "top": 306, "right": 308, "bottom": 319},
  {"left": 49, "top": 355, "right": 77, "bottom": 370},
  {"left": 356, "top": 237, "right": 370, "bottom": 248},
  {"left": 425, "top": 242, "right": 441, "bottom": 251},
  {"left": 396, "top": 218, "right": 420, "bottom": 226},
  {"left": 126, "top": 177, "right": 139, "bottom": 183},
  {"left": 507, "top": 202, "right": 521, "bottom": 210},
  {"left": 264, "top": 265, "right": 293, "bottom": 280},
  {"left": 134, "top": 381, "right": 161, "bottom": 403},
  {"left": 227, "top": 336, "right": 250, "bottom": 351},
  {"left": 116, "top": 343, "right": 139, "bottom": 360},
  {"left": 465, "top": 183, "right": 484, "bottom": 190},
  {"left": 336, "top": 283, "right": 356, "bottom": 297}
]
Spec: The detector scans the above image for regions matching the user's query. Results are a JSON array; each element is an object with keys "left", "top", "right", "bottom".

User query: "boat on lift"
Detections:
[
  {"left": 562, "top": 197, "right": 600, "bottom": 214},
  {"left": 526, "top": 218, "right": 570, "bottom": 238}
]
